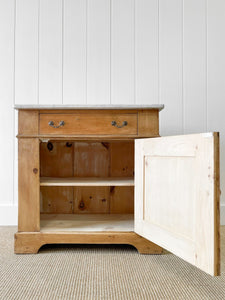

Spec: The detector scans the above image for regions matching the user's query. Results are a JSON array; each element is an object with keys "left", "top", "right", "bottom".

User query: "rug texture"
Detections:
[{"left": 0, "top": 226, "right": 225, "bottom": 300}]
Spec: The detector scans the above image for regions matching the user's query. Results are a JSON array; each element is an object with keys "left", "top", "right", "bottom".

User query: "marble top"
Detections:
[{"left": 14, "top": 104, "right": 164, "bottom": 111}]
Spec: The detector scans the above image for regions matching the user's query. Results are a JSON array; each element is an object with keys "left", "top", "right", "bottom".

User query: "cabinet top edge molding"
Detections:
[{"left": 14, "top": 104, "right": 164, "bottom": 111}]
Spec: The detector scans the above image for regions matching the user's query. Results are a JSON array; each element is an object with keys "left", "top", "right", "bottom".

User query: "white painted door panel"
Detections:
[{"left": 135, "top": 133, "right": 220, "bottom": 276}]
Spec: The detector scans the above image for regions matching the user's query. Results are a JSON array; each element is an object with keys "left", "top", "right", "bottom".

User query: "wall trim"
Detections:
[{"left": 0, "top": 205, "right": 18, "bottom": 226}]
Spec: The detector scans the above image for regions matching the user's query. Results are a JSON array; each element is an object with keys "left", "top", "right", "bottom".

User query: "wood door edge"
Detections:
[{"left": 213, "top": 132, "right": 220, "bottom": 276}]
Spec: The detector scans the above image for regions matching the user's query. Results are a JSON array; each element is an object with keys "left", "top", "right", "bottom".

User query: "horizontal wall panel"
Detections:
[
  {"left": 63, "top": 0, "right": 86, "bottom": 104},
  {"left": 39, "top": 0, "right": 62, "bottom": 104},
  {"left": 111, "top": 0, "right": 135, "bottom": 104}
]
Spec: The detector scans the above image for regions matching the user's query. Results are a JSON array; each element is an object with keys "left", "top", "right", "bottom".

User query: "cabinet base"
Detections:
[{"left": 14, "top": 231, "right": 162, "bottom": 254}]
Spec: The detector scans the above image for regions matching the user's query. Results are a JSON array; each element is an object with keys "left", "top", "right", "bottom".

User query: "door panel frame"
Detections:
[{"left": 134, "top": 132, "right": 220, "bottom": 276}]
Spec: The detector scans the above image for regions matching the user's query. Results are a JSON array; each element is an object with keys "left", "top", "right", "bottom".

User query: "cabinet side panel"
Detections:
[
  {"left": 138, "top": 110, "right": 159, "bottom": 137},
  {"left": 18, "top": 138, "right": 40, "bottom": 231}
]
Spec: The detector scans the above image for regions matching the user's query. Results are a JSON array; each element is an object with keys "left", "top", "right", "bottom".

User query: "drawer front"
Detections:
[{"left": 39, "top": 113, "right": 138, "bottom": 135}]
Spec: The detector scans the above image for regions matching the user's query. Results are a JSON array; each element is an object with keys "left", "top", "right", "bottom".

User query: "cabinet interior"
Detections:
[{"left": 40, "top": 140, "right": 134, "bottom": 232}]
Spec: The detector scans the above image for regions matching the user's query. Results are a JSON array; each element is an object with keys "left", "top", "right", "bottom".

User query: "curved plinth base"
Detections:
[{"left": 14, "top": 231, "right": 162, "bottom": 254}]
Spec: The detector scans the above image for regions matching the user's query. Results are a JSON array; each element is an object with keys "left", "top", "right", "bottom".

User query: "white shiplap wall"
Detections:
[{"left": 0, "top": 0, "right": 225, "bottom": 224}]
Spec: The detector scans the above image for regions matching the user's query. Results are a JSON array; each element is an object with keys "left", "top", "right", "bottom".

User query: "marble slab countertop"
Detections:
[{"left": 14, "top": 104, "right": 164, "bottom": 111}]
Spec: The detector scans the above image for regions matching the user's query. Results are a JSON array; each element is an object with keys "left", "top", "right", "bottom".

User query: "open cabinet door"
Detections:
[{"left": 135, "top": 133, "right": 220, "bottom": 276}]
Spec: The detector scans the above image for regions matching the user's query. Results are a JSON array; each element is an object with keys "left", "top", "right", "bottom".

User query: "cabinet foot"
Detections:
[
  {"left": 131, "top": 235, "right": 162, "bottom": 254},
  {"left": 14, "top": 232, "right": 162, "bottom": 254},
  {"left": 14, "top": 233, "right": 44, "bottom": 254}
]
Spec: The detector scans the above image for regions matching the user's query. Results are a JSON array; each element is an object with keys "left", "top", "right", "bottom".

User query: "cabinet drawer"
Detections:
[{"left": 39, "top": 113, "right": 138, "bottom": 135}]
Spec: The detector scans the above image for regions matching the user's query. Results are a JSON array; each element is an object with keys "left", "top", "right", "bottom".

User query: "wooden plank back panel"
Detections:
[
  {"left": 18, "top": 138, "right": 40, "bottom": 231},
  {"left": 110, "top": 186, "right": 134, "bottom": 214},
  {"left": 73, "top": 141, "right": 110, "bottom": 214},
  {"left": 40, "top": 141, "right": 73, "bottom": 177},
  {"left": 73, "top": 187, "right": 110, "bottom": 214},
  {"left": 40, "top": 186, "right": 73, "bottom": 214},
  {"left": 40, "top": 141, "right": 73, "bottom": 214},
  {"left": 110, "top": 141, "right": 134, "bottom": 177},
  {"left": 74, "top": 142, "right": 110, "bottom": 177}
]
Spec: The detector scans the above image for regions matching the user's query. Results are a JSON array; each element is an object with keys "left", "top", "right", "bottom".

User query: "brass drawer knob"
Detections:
[
  {"left": 111, "top": 120, "right": 128, "bottom": 128},
  {"left": 48, "top": 120, "right": 65, "bottom": 128}
]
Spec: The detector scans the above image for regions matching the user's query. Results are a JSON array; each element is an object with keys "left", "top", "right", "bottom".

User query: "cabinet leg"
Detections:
[{"left": 14, "top": 233, "right": 44, "bottom": 254}]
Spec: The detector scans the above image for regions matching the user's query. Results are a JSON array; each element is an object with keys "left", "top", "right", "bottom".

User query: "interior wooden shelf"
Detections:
[
  {"left": 40, "top": 214, "right": 134, "bottom": 232},
  {"left": 40, "top": 177, "right": 134, "bottom": 187}
]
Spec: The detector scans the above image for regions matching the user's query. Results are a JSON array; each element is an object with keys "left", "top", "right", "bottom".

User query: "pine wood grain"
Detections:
[
  {"left": 18, "top": 138, "right": 40, "bottom": 231},
  {"left": 138, "top": 110, "right": 159, "bottom": 137},
  {"left": 110, "top": 141, "right": 134, "bottom": 177},
  {"left": 40, "top": 141, "right": 73, "bottom": 177},
  {"left": 73, "top": 142, "right": 110, "bottom": 177},
  {"left": 39, "top": 113, "right": 137, "bottom": 135},
  {"left": 110, "top": 187, "right": 134, "bottom": 214},
  {"left": 73, "top": 187, "right": 110, "bottom": 214},
  {"left": 40, "top": 187, "right": 73, "bottom": 214},
  {"left": 18, "top": 110, "right": 39, "bottom": 135},
  {"left": 40, "top": 141, "right": 74, "bottom": 214},
  {"left": 14, "top": 231, "right": 162, "bottom": 254}
]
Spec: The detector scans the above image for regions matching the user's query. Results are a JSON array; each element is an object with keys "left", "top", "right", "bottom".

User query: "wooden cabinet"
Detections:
[{"left": 15, "top": 105, "right": 220, "bottom": 276}]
